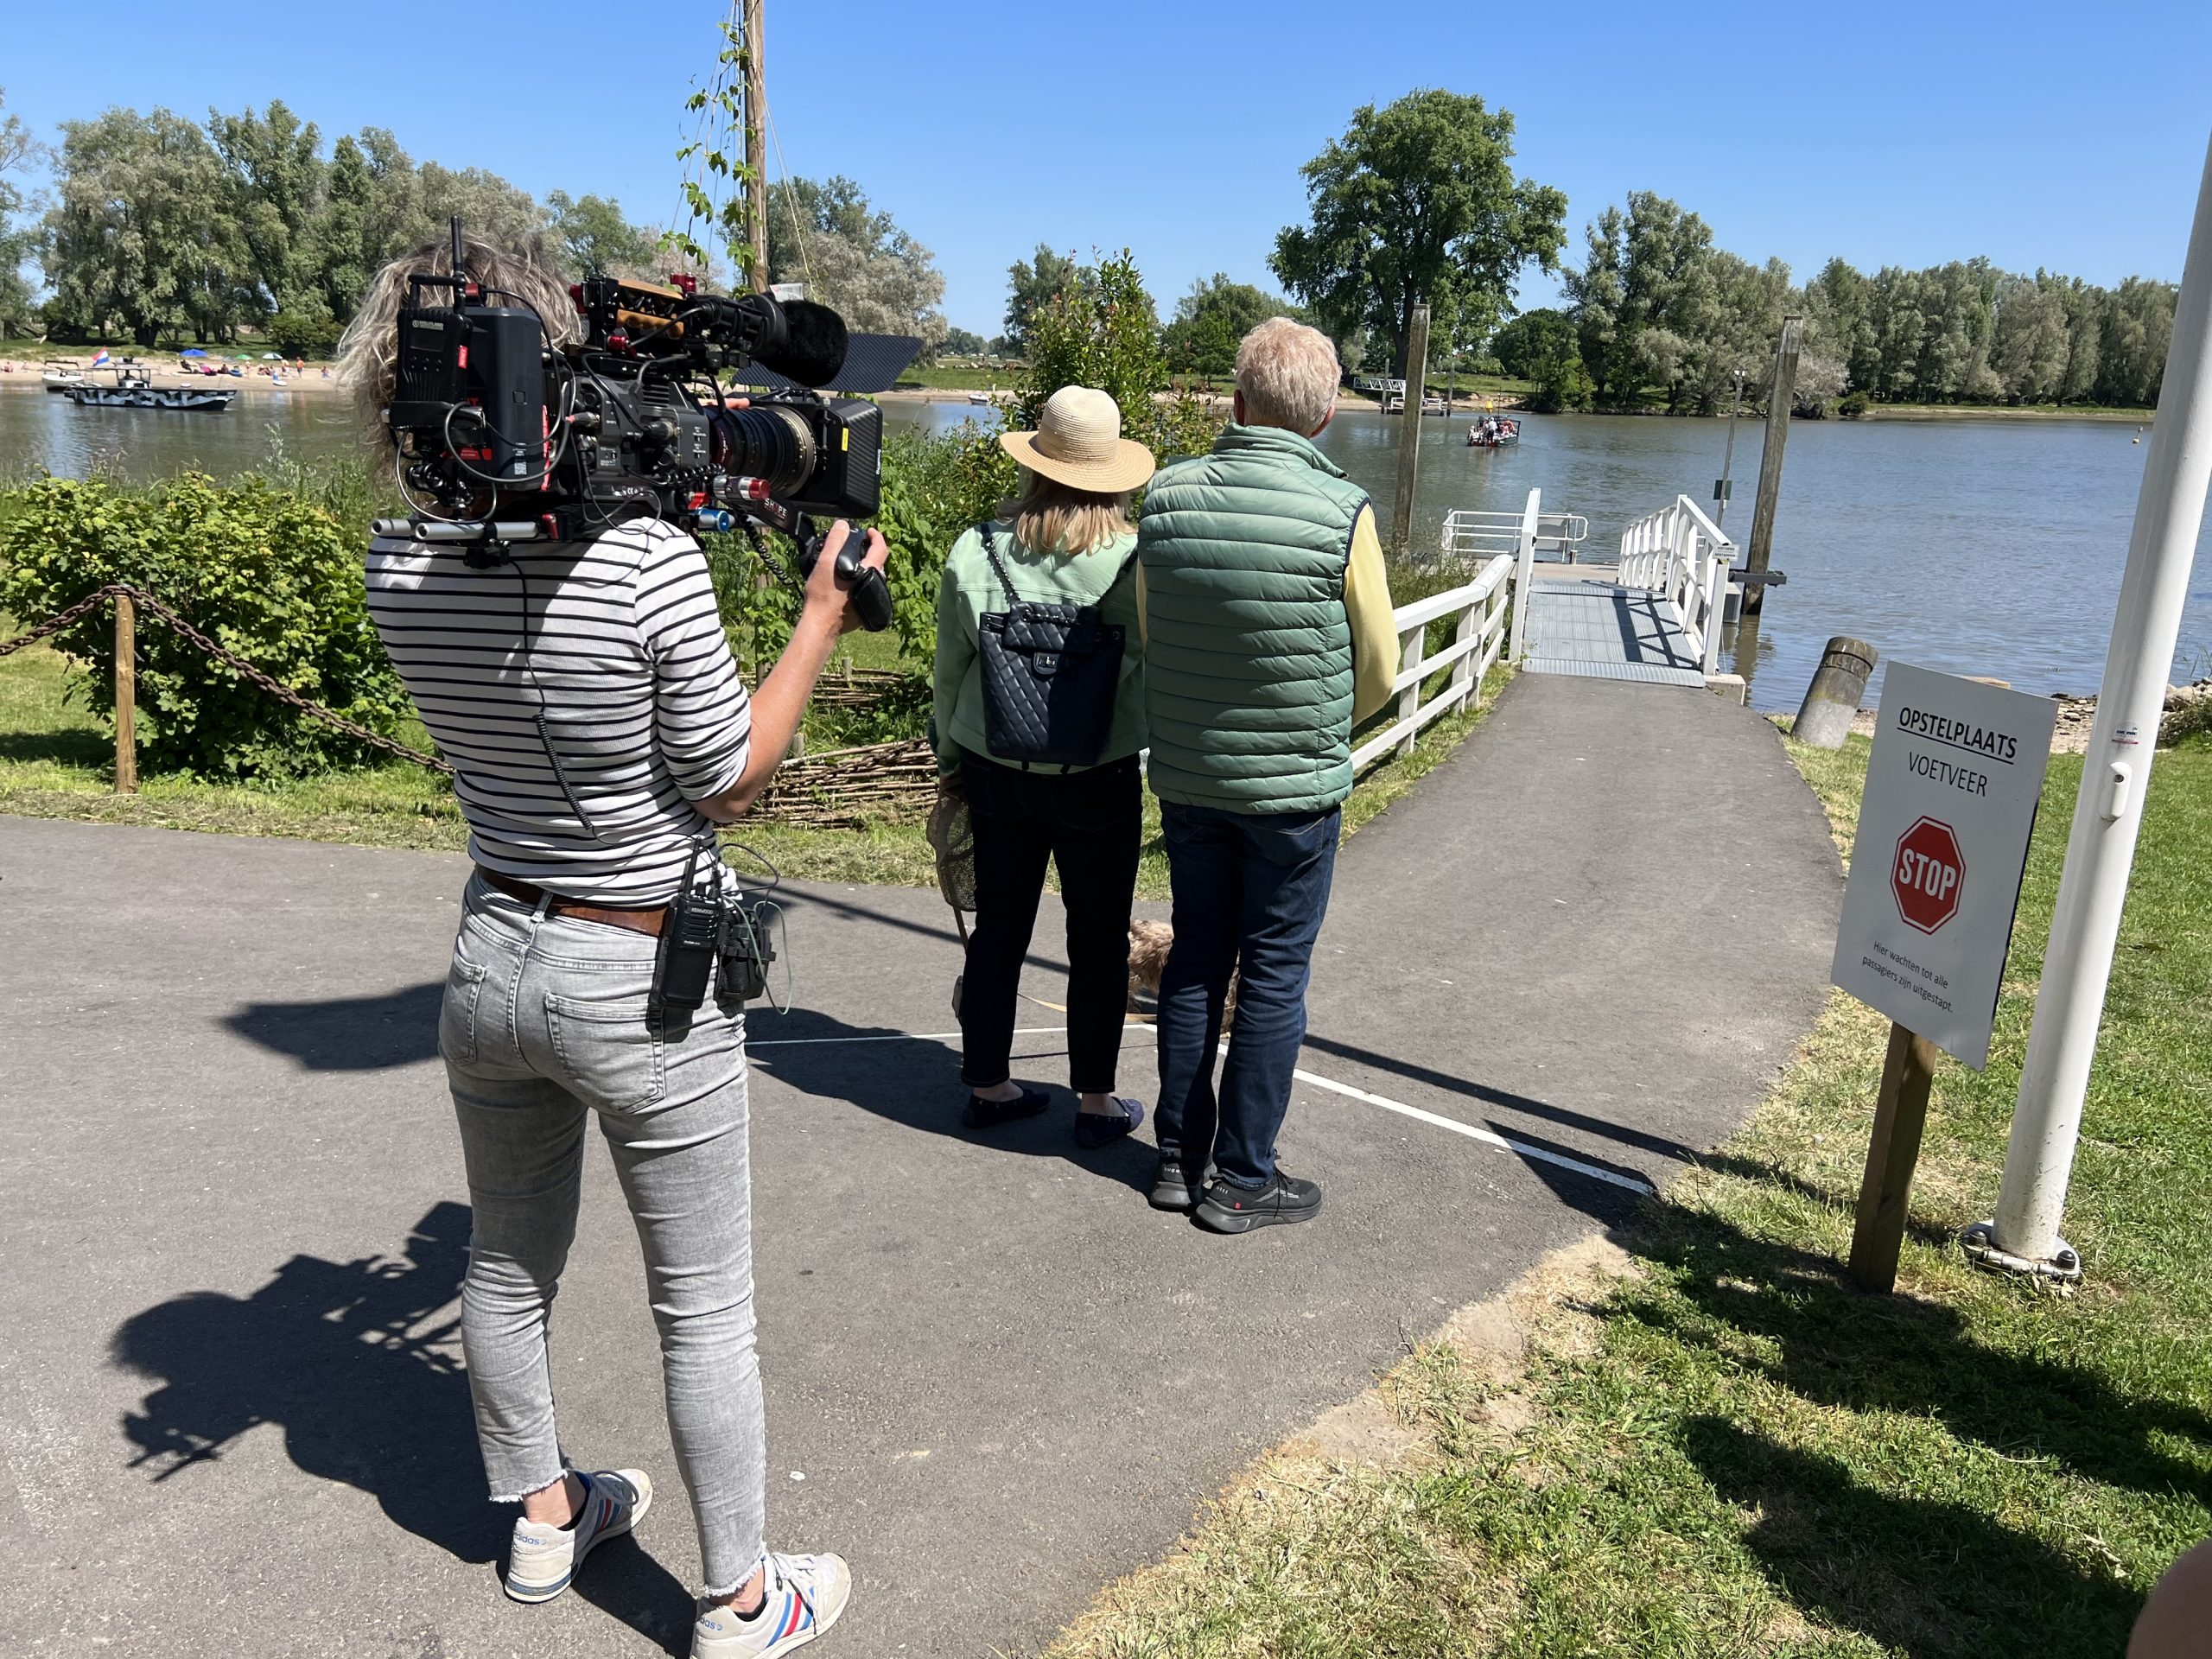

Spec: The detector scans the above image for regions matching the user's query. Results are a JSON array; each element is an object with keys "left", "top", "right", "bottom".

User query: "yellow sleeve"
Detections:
[{"left": 1344, "top": 505, "right": 1398, "bottom": 722}]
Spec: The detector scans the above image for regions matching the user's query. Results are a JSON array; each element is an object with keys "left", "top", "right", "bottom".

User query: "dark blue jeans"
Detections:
[{"left": 1153, "top": 799, "right": 1341, "bottom": 1189}]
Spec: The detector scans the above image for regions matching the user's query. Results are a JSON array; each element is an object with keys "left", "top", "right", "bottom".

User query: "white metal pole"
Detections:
[{"left": 1986, "top": 129, "right": 2212, "bottom": 1270}]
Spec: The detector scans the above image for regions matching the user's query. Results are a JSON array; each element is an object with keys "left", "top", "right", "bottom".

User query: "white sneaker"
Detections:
[
  {"left": 693, "top": 1551, "right": 853, "bottom": 1656},
  {"left": 504, "top": 1468, "right": 653, "bottom": 1603}
]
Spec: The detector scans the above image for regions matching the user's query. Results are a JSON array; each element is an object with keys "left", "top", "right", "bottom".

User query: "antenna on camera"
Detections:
[{"left": 448, "top": 216, "right": 468, "bottom": 294}]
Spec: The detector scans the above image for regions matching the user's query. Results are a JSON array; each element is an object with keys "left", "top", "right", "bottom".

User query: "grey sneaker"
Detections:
[
  {"left": 505, "top": 1468, "right": 652, "bottom": 1603},
  {"left": 693, "top": 1551, "right": 854, "bottom": 1656}
]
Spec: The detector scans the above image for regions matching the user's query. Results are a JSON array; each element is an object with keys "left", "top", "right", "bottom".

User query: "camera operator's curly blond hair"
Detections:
[{"left": 337, "top": 234, "right": 582, "bottom": 472}]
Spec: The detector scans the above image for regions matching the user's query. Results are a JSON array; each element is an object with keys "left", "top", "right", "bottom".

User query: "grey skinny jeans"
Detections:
[{"left": 442, "top": 873, "right": 766, "bottom": 1597}]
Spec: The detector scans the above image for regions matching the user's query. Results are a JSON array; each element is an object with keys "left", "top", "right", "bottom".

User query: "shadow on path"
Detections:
[
  {"left": 748, "top": 1007, "right": 1154, "bottom": 1197},
  {"left": 226, "top": 982, "right": 443, "bottom": 1071},
  {"left": 111, "top": 1201, "right": 697, "bottom": 1655},
  {"left": 1301, "top": 1029, "right": 1698, "bottom": 1166}
]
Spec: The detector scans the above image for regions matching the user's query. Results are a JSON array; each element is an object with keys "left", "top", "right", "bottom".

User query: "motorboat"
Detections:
[
  {"left": 41, "top": 360, "right": 84, "bottom": 391},
  {"left": 67, "top": 366, "right": 237, "bottom": 411},
  {"left": 1466, "top": 415, "right": 1521, "bottom": 448}
]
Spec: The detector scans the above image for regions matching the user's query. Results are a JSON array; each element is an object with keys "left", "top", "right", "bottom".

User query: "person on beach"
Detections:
[
  {"left": 1136, "top": 318, "right": 1396, "bottom": 1233},
  {"left": 931, "top": 385, "right": 1155, "bottom": 1147},
  {"left": 341, "top": 233, "right": 865, "bottom": 1657}
]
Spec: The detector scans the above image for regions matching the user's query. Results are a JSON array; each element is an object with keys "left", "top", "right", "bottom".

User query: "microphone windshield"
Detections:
[{"left": 757, "top": 300, "right": 848, "bottom": 388}]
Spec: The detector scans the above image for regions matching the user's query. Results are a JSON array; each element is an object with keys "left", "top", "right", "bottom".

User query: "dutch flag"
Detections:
[{"left": 90, "top": 350, "right": 111, "bottom": 368}]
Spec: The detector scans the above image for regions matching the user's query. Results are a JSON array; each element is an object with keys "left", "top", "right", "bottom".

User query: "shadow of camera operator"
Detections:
[
  {"left": 111, "top": 1200, "right": 697, "bottom": 1655},
  {"left": 747, "top": 1005, "right": 1154, "bottom": 1196},
  {"left": 224, "top": 982, "right": 445, "bottom": 1071}
]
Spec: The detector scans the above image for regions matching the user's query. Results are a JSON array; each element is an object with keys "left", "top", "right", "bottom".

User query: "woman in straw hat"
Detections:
[{"left": 931, "top": 385, "right": 1156, "bottom": 1148}]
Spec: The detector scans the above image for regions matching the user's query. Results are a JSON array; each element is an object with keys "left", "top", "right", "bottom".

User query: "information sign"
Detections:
[{"left": 1831, "top": 664, "right": 2058, "bottom": 1069}]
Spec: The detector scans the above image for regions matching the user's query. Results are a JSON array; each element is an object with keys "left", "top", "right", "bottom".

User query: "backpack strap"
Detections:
[{"left": 976, "top": 520, "right": 1025, "bottom": 607}]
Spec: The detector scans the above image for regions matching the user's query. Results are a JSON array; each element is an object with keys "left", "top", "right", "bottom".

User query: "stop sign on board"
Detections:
[
  {"left": 1892, "top": 817, "right": 1965, "bottom": 933},
  {"left": 1833, "top": 665, "right": 2056, "bottom": 1070}
]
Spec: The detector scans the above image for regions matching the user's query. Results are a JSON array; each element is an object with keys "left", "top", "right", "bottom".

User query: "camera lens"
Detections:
[{"left": 709, "top": 405, "right": 817, "bottom": 498}]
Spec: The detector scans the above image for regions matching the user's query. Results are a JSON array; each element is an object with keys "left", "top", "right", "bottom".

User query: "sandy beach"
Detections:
[{"left": 2, "top": 349, "right": 346, "bottom": 396}]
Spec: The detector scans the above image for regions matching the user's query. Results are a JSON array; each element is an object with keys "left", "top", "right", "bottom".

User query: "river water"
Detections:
[{"left": 6, "top": 382, "right": 2208, "bottom": 711}]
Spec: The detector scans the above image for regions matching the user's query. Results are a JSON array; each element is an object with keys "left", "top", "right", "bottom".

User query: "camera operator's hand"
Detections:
[{"left": 804, "top": 520, "right": 891, "bottom": 635}]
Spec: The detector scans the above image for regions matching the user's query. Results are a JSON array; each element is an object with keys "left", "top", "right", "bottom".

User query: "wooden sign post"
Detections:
[
  {"left": 1847, "top": 1023, "right": 1939, "bottom": 1291},
  {"left": 1831, "top": 665, "right": 2057, "bottom": 1293}
]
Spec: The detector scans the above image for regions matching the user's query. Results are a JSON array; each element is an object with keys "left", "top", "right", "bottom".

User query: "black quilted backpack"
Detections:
[{"left": 974, "top": 521, "right": 1141, "bottom": 770}]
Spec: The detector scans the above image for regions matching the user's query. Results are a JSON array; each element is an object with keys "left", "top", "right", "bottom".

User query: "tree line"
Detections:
[
  {"left": 1508, "top": 190, "right": 2178, "bottom": 416},
  {"left": 0, "top": 90, "right": 957, "bottom": 358}
]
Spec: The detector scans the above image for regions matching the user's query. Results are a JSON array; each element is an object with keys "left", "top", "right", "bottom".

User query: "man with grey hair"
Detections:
[{"left": 1136, "top": 316, "right": 1396, "bottom": 1232}]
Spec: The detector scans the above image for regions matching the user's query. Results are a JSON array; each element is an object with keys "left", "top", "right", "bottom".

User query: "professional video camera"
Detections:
[{"left": 368, "top": 220, "right": 922, "bottom": 628}]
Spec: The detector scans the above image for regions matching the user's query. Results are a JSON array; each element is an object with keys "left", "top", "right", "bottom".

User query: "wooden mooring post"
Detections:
[
  {"left": 1847, "top": 1021, "right": 1938, "bottom": 1293},
  {"left": 113, "top": 590, "right": 138, "bottom": 794},
  {"left": 1388, "top": 303, "right": 1432, "bottom": 554},
  {"left": 1742, "top": 314, "right": 1802, "bottom": 617}
]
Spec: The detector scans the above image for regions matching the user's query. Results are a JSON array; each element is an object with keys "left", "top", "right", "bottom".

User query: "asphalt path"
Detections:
[{"left": 1, "top": 674, "right": 1841, "bottom": 1656}]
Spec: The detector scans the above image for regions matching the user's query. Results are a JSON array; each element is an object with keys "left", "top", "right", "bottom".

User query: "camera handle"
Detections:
[{"left": 741, "top": 516, "right": 893, "bottom": 633}]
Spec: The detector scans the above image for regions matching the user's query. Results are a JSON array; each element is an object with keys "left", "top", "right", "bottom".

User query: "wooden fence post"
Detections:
[{"left": 114, "top": 591, "right": 137, "bottom": 794}]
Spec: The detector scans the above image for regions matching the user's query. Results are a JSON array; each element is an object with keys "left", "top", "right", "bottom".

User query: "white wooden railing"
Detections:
[
  {"left": 1439, "top": 507, "right": 1589, "bottom": 563},
  {"left": 1351, "top": 552, "right": 1516, "bottom": 770},
  {"left": 1615, "top": 495, "right": 1737, "bottom": 674}
]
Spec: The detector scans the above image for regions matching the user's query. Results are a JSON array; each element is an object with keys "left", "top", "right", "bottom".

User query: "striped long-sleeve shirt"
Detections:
[{"left": 364, "top": 521, "right": 751, "bottom": 904}]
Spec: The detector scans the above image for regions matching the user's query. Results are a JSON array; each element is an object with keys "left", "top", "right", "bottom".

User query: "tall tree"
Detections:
[
  {"left": 416, "top": 162, "right": 544, "bottom": 250},
  {"left": 1271, "top": 89, "right": 1566, "bottom": 377},
  {"left": 2094, "top": 276, "right": 2176, "bottom": 407},
  {"left": 207, "top": 100, "right": 327, "bottom": 315},
  {"left": 1003, "top": 244, "right": 1092, "bottom": 356},
  {"left": 42, "top": 108, "right": 251, "bottom": 345},
  {"left": 545, "top": 191, "right": 660, "bottom": 278},
  {"left": 0, "top": 88, "right": 42, "bottom": 335},
  {"left": 761, "top": 175, "right": 946, "bottom": 350},
  {"left": 1160, "top": 273, "right": 1307, "bottom": 376}
]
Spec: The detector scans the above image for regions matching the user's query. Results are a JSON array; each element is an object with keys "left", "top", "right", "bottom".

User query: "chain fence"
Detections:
[
  {"left": 2, "top": 585, "right": 941, "bottom": 824},
  {"left": 0, "top": 582, "right": 454, "bottom": 774}
]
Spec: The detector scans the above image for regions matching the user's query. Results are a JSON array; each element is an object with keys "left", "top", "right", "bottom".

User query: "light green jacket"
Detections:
[{"left": 931, "top": 520, "right": 1147, "bottom": 772}]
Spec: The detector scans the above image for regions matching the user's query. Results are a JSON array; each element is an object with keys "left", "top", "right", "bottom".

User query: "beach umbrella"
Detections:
[
  {"left": 261, "top": 353, "right": 283, "bottom": 359},
  {"left": 180, "top": 348, "right": 207, "bottom": 357}
]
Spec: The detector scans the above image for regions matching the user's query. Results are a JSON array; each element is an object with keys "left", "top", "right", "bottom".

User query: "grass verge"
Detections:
[
  {"left": 0, "top": 628, "right": 1508, "bottom": 899},
  {"left": 1040, "top": 729, "right": 2212, "bottom": 1659}
]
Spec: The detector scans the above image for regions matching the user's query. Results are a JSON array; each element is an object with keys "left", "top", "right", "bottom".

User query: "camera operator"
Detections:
[{"left": 340, "top": 236, "right": 869, "bottom": 1656}]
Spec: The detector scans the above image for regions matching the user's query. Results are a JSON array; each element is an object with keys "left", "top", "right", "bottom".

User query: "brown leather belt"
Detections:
[{"left": 475, "top": 866, "right": 670, "bottom": 938}]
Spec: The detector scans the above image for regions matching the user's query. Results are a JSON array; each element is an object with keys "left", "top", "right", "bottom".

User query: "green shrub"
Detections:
[
  {"left": 1838, "top": 389, "right": 1873, "bottom": 419},
  {"left": 0, "top": 474, "right": 413, "bottom": 777}
]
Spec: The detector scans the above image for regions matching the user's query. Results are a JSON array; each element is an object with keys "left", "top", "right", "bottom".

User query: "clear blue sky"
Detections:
[{"left": 10, "top": 0, "right": 2211, "bottom": 335}]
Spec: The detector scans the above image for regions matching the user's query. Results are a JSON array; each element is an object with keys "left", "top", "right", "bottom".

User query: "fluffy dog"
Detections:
[{"left": 1126, "top": 919, "right": 1237, "bottom": 1018}]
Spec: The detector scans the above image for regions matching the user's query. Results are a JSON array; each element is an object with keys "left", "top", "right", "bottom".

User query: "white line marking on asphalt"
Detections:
[
  {"left": 749, "top": 1027, "right": 1066, "bottom": 1048},
  {"left": 748, "top": 1027, "right": 1656, "bottom": 1195},
  {"left": 1288, "top": 1065, "right": 1657, "bottom": 1196}
]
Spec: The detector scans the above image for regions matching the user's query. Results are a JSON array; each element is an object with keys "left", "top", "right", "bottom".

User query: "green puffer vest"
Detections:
[{"left": 1138, "top": 423, "right": 1371, "bottom": 814}]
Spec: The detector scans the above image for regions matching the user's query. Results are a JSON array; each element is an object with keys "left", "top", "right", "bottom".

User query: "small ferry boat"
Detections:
[
  {"left": 67, "top": 367, "right": 237, "bottom": 412},
  {"left": 41, "top": 360, "right": 85, "bottom": 391},
  {"left": 1466, "top": 414, "right": 1521, "bottom": 448}
]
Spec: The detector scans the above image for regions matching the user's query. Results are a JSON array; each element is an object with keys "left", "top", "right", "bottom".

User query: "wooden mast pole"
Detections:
[{"left": 742, "top": 0, "right": 769, "bottom": 294}]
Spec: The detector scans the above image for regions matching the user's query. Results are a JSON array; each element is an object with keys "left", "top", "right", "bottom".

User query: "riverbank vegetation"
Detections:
[
  {"left": 1533, "top": 192, "right": 2176, "bottom": 419},
  {"left": 1043, "top": 729, "right": 2211, "bottom": 1659}
]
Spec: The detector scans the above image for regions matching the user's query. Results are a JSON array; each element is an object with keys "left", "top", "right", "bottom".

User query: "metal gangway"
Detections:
[{"left": 1382, "top": 493, "right": 1734, "bottom": 727}]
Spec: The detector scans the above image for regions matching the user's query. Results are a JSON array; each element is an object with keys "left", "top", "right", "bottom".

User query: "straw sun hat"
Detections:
[{"left": 998, "top": 385, "right": 1156, "bottom": 493}]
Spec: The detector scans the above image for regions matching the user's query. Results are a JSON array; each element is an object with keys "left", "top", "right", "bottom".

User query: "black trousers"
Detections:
[{"left": 958, "top": 749, "right": 1141, "bottom": 1095}]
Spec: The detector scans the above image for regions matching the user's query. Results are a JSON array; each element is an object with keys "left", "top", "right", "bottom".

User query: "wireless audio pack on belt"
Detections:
[{"left": 369, "top": 220, "right": 921, "bottom": 1007}]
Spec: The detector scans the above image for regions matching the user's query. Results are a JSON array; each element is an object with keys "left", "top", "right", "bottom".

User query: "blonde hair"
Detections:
[
  {"left": 1236, "top": 316, "right": 1340, "bottom": 434},
  {"left": 336, "top": 234, "right": 582, "bottom": 472},
  {"left": 1000, "top": 470, "right": 1135, "bottom": 556}
]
